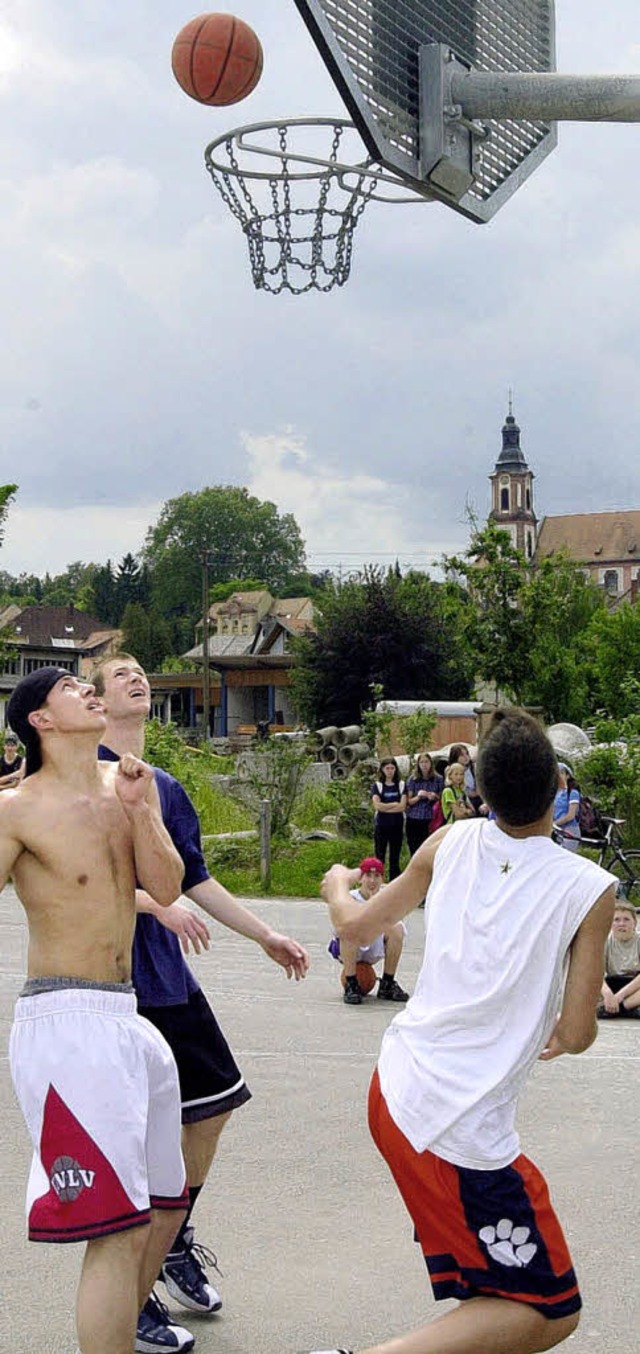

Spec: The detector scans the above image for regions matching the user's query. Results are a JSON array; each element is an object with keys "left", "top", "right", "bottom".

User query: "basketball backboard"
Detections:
[{"left": 292, "top": 0, "right": 557, "bottom": 222}]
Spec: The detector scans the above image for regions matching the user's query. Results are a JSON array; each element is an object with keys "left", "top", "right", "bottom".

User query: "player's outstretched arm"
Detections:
[
  {"left": 540, "top": 884, "right": 617, "bottom": 1060},
  {"left": 186, "top": 878, "right": 310, "bottom": 980},
  {"left": 115, "top": 755, "right": 184, "bottom": 906}
]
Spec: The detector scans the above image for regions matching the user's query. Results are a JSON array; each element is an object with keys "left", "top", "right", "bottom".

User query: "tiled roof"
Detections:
[
  {"left": 3, "top": 605, "right": 114, "bottom": 647},
  {"left": 209, "top": 590, "right": 273, "bottom": 618},
  {"left": 269, "top": 597, "right": 314, "bottom": 620},
  {"left": 183, "top": 634, "right": 254, "bottom": 660},
  {"left": 536, "top": 511, "right": 640, "bottom": 564}
]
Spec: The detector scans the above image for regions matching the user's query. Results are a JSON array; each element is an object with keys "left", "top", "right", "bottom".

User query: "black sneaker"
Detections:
[
  {"left": 377, "top": 977, "right": 409, "bottom": 1002},
  {"left": 343, "top": 977, "right": 363, "bottom": 1005},
  {"left": 162, "top": 1224, "right": 222, "bottom": 1314},
  {"left": 135, "top": 1292, "right": 194, "bottom": 1353}
]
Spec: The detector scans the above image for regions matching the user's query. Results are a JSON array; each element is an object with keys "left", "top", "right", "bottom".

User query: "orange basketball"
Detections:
[
  {"left": 340, "top": 962, "right": 377, "bottom": 996},
  {"left": 171, "top": 13, "right": 263, "bottom": 107}
]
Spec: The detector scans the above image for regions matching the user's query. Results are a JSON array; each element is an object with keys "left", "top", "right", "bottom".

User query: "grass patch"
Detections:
[
  {"left": 195, "top": 782, "right": 254, "bottom": 835},
  {"left": 204, "top": 835, "right": 411, "bottom": 897}
]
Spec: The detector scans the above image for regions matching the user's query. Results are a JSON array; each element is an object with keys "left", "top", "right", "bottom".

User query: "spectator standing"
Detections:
[
  {"left": 371, "top": 759, "right": 406, "bottom": 881},
  {"left": 447, "top": 743, "right": 484, "bottom": 813},
  {"left": 554, "top": 764, "right": 581, "bottom": 852},
  {"left": 441, "top": 763, "right": 474, "bottom": 824},
  {"left": 404, "top": 754, "right": 443, "bottom": 856}
]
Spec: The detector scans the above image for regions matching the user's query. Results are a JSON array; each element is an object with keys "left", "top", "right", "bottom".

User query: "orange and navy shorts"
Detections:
[{"left": 368, "top": 1070, "right": 581, "bottom": 1320}]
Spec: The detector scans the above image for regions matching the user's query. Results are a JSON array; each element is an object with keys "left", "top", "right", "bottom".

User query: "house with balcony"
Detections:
[{"left": 169, "top": 590, "right": 315, "bottom": 737}]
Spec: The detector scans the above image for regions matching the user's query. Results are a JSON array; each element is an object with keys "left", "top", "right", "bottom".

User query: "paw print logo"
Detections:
[{"left": 478, "top": 1218, "right": 538, "bottom": 1268}]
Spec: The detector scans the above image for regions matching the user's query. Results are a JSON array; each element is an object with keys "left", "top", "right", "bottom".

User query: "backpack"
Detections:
[
  {"left": 375, "top": 781, "right": 406, "bottom": 797},
  {"left": 428, "top": 797, "right": 445, "bottom": 834},
  {"left": 577, "top": 795, "right": 600, "bottom": 839}
]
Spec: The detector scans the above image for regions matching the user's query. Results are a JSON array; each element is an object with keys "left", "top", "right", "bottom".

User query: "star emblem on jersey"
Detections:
[
  {"left": 500, "top": 860, "right": 513, "bottom": 874},
  {"left": 478, "top": 1219, "right": 538, "bottom": 1268}
]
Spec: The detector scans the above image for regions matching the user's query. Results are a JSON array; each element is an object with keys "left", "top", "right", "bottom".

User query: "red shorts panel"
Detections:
[{"left": 368, "top": 1069, "right": 581, "bottom": 1320}]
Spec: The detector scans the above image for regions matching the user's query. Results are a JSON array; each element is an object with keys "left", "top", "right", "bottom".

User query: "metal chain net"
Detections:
[{"left": 205, "top": 122, "right": 380, "bottom": 294}]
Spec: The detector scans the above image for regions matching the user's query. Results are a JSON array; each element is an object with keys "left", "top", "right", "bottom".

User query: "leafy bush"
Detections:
[
  {"left": 238, "top": 737, "right": 312, "bottom": 838},
  {"left": 143, "top": 719, "right": 250, "bottom": 834},
  {"left": 577, "top": 711, "right": 640, "bottom": 848},
  {"left": 327, "top": 773, "right": 374, "bottom": 837},
  {"left": 203, "top": 833, "right": 259, "bottom": 870},
  {"left": 290, "top": 783, "right": 337, "bottom": 831}
]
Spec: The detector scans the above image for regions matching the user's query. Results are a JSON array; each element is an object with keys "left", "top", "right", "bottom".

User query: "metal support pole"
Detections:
[
  {"left": 449, "top": 71, "right": 640, "bottom": 124},
  {"left": 259, "top": 798, "right": 271, "bottom": 890},
  {"left": 201, "top": 549, "right": 210, "bottom": 741}
]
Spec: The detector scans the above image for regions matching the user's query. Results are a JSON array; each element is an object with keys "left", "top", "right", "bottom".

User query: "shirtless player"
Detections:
[{"left": 3, "top": 667, "right": 187, "bottom": 1354}]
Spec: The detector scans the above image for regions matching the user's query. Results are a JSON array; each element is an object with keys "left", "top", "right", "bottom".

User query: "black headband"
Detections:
[{"left": 6, "top": 667, "right": 71, "bottom": 777}]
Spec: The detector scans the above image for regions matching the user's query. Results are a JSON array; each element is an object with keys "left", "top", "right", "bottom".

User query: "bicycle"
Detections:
[{"left": 553, "top": 814, "right": 640, "bottom": 905}]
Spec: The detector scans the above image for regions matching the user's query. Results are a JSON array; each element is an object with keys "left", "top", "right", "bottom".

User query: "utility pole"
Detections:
[{"left": 201, "top": 548, "right": 211, "bottom": 740}]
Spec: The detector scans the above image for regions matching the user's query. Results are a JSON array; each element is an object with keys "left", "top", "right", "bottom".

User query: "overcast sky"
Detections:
[{"left": 1, "top": 1, "right": 639, "bottom": 581}]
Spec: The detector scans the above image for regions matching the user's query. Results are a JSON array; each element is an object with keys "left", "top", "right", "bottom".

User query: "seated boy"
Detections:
[
  {"left": 599, "top": 901, "right": 640, "bottom": 1017},
  {"left": 329, "top": 857, "right": 409, "bottom": 1006}
]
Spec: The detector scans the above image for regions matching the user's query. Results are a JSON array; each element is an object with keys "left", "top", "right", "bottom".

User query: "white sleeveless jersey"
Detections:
[{"left": 378, "top": 818, "right": 616, "bottom": 1169}]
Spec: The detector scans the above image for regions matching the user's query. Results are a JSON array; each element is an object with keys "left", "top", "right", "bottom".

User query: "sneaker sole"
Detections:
[
  {"left": 163, "top": 1272, "right": 222, "bottom": 1314},
  {"left": 135, "top": 1340, "right": 195, "bottom": 1354}
]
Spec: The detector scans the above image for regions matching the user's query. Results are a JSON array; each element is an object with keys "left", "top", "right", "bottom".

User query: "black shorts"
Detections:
[{"left": 138, "top": 988, "right": 252, "bottom": 1124}]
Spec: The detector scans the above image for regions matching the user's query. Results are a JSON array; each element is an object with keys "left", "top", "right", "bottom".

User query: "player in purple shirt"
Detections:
[{"left": 95, "top": 654, "right": 309, "bottom": 1354}]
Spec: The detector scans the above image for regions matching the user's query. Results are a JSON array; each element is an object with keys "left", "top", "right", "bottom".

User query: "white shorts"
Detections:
[
  {"left": 10, "top": 984, "right": 187, "bottom": 1243},
  {"left": 332, "top": 920, "right": 407, "bottom": 966}
]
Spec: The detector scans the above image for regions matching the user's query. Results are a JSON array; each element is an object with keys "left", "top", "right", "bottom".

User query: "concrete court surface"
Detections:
[{"left": 1, "top": 882, "right": 638, "bottom": 1354}]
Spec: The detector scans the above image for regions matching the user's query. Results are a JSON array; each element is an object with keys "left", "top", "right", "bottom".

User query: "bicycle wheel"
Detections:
[{"left": 611, "top": 850, "right": 640, "bottom": 905}]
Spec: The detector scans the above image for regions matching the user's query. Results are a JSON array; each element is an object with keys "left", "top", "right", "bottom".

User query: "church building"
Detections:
[
  {"left": 488, "top": 401, "right": 640, "bottom": 601},
  {"left": 488, "top": 401, "right": 537, "bottom": 559}
]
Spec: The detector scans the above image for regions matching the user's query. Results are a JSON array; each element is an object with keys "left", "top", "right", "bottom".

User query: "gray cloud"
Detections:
[{"left": 0, "top": 0, "right": 639, "bottom": 574}]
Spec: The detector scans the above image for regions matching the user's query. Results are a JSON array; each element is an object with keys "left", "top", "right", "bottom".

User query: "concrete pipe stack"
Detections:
[{"left": 308, "top": 725, "right": 373, "bottom": 779}]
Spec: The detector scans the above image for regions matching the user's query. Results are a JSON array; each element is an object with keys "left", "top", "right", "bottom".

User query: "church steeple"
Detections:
[
  {"left": 497, "top": 396, "right": 528, "bottom": 470},
  {"left": 489, "top": 399, "right": 537, "bottom": 559}
]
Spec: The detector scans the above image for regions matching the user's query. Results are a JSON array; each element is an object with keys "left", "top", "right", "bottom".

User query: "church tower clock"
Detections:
[{"left": 489, "top": 399, "right": 537, "bottom": 559}]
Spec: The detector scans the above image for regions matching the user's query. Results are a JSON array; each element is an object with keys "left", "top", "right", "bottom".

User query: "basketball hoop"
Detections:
[{"left": 204, "top": 117, "right": 432, "bottom": 294}]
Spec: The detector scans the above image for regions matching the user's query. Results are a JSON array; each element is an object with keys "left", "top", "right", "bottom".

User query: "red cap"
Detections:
[{"left": 359, "top": 857, "right": 384, "bottom": 875}]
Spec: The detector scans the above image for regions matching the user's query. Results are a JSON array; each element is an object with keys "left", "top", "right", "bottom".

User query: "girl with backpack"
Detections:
[
  {"left": 371, "top": 758, "right": 407, "bottom": 880},
  {"left": 553, "top": 763, "right": 581, "bottom": 852}
]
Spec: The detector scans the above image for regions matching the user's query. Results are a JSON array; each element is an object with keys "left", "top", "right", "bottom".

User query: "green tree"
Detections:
[
  {"left": 115, "top": 553, "right": 142, "bottom": 617},
  {"left": 445, "top": 521, "right": 531, "bottom": 702},
  {"left": 446, "top": 524, "right": 604, "bottom": 719},
  {"left": 0, "top": 486, "right": 20, "bottom": 665},
  {"left": 40, "top": 560, "right": 99, "bottom": 610},
  {"left": 143, "top": 487, "right": 306, "bottom": 646},
  {"left": 120, "top": 602, "right": 173, "bottom": 671},
  {"left": 290, "top": 567, "right": 473, "bottom": 728},
  {"left": 208, "top": 577, "right": 268, "bottom": 604},
  {"left": 92, "top": 560, "right": 118, "bottom": 625},
  {"left": 584, "top": 601, "right": 640, "bottom": 717},
  {"left": 519, "top": 552, "right": 603, "bottom": 723}
]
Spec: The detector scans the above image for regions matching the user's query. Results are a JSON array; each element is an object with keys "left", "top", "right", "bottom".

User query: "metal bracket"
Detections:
[{"left": 419, "top": 44, "right": 489, "bottom": 200}]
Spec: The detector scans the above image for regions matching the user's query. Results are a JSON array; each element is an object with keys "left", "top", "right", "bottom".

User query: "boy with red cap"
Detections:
[{"left": 329, "top": 857, "right": 409, "bottom": 1005}]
